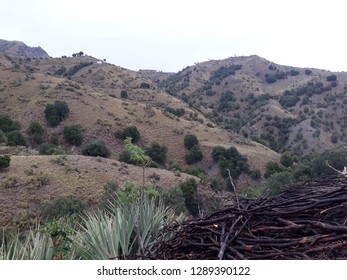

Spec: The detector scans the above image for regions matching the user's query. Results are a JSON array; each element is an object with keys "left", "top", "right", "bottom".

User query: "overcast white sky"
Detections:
[{"left": 1, "top": 0, "right": 346, "bottom": 72}]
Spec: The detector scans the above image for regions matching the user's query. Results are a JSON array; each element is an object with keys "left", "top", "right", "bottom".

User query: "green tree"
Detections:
[
  {"left": 120, "top": 90, "right": 128, "bottom": 99},
  {"left": 0, "top": 115, "right": 20, "bottom": 132},
  {"left": 63, "top": 125, "right": 83, "bottom": 146},
  {"left": 81, "top": 141, "right": 110, "bottom": 158},
  {"left": 184, "top": 134, "right": 199, "bottom": 150},
  {"left": 185, "top": 145, "right": 203, "bottom": 164},
  {"left": 44, "top": 101, "right": 69, "bottom": 127},
  {"left": 124, "top": 137, "right": 151, "bottom": 190},
  {"left": 123, "top": 126, "right": 140, "bottom": 143},
  {"left": 330, "top": 133, "right": 338, "bottom": 144},
  {"left": 264, "top": 161, "right": 284, "bottom": 178},
  {"left": 280, "top": 152, "right": 293, "bottom": 168},
  {"left": 29, "top": 121, "right": 44, "bottom": 145},
  {"left": 145, "top": 142, "right": 168, "bottom": 164},
  {"left": 0, "top": 155, "right": 10, "bottom": 170},
  {"left": 6, "top": 130, "right": 26, "bottom": 146},
  {"left": 178, "top": 178, "right": 199, "bottom": 217}
]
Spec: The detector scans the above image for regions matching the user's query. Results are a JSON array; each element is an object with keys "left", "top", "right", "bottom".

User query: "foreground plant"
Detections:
[{"left": 73, "top": 195, "right": 179, "bottom": 260}]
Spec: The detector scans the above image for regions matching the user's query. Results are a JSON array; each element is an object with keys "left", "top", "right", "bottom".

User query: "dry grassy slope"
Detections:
[
  {"left": 0, "top": 155, "right": 196, "bottom": 227},
  {"left": 0, "top": 52, "right": 283, "bottom": 227},
  {"left": 0, "top": 53, "right": 279, "bottom": 180}
]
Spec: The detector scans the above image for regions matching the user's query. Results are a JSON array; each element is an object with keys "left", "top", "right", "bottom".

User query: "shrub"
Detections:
[
  {"left": 118, "top": 150, "right": 134, "bottom": 164},
  {"left": 0, "top": 155, "right": 10, "bottom": 170},
  {"left": 267, "top": 171, "right": 293, "bottom": 194},
  {"left": 169, "top": 160, "right": 182, "bottom": 172},
  {"left": 185, "top": 145, "right": 203, "bottom": 164},
  {"left": 145, "top": 142, "right": 168, "bottom": 164},
  {"left": 212, "top": 146, "right": 227, "bottom": 161},
  {"left": 280, "top": 152, "right": 293, "bottom": 168},
  {"left": 184, "top": 134, "right": 199, "bottom": 150},
  {"left": 122, "top": 126, "right": 140, "bottom": 143},
  {"left": 63, "top": 125, "right": 83, "bottom": 146},
  {"left": 0, "top": 130, "right": 6, "bottom": 143},
  {"left": 139, "top": 82, "right": 150, "bottom": 89},
  {"left": 330, "top": 133, "right": 338, "bottom": 144},
  {"left": 165, "top": 107, "right": 185, "bottom": 117},
  {"left": 81, "top": 141, "right": 110, "bottom": 158},
  {"left": 44, "top": 100, "right": 69, "bottom": 127},
  {"left": 214, "top": 146, "right": 249, "bottom": 179},
  {"left": 41, "top": 195, "right": 86, "bottom": 219},
  {"left": 6, "top": 130, "right": 26, "bottom": 146},
  {"left": 251, "top": 169, "right": 261, "bottom": 180},
  {"left": 29, "top": 121, "right": 43, "bottom": 144},
  {"left": 39, "top": 144, "right": 66, "bottom": 155},
  {"left": 326, "top": 74, "right": 337, "bottom": 82},
  {"left": 0, "top": 115, "right": 20, "bottom": 132},
  {"left": 120, "top": 90, "right": 128, "bottom": 99},
  {"left": 264, "top": 161, "right": 284, "bottom": 178},
  {"left": 178, "top": 178, "right": 199, "bottom": 216}
]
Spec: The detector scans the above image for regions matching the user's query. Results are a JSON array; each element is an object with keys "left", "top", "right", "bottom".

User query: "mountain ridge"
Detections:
[{"left": 0, "top": 39, "right": 50, "bottom": 59}]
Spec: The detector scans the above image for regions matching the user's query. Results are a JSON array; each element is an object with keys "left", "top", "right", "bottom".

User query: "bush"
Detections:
[
  {"left": 6, "top": 130, "right": 26, "bottom": 146},
  {"left": 0, "top": 115, "right": 21, "bottom": 132},
  {"left": 330, "top": 133, "right": 338, "bottom": 144},
  {"left": 63, "top": 125, "right": 83, "bottom": 146},
  {"left": 268, "top": 171, "right": 293, "bottom": 194},
  {"left": 29, "top": 121, "right": 44, "bottom": 144},
  {"left": 212, "top": 146, "right": 227, "bottom": 161},
  {"left": 139, "top": 82, "right": 150, "bottom": 89},
  {"left": 264, "top": 161, "right": 284, "bottom": 178},
  {"left": 178, "top": 178, "right": 199, "bottom": 217},
  {"left": 122, "top": 126, "right": 140, "bottom": 143},
  {"left": 44, "top": 100, "right": 69, "bottom": 127},
  {"left": 145, "top": 142, "right": 168, "bottom": 164},
  {"left": 213, "top": 146, "right": 249, "bottom": 179},
  {"left": 120, "top": 90, "right": 128, "bottom": 99},
  {"left": 39, "top": 144, "right": 66, "bottom": 155},
  {"left": 0, "top": 130, "right": 7, "bottom": 143},
  {"left": 118, "top": 150, "right": 136, "bottom": 164},
  {"left": 250, "top": 169, "right": 261, "bottom": 180},
  {"left": 326, "top": 74, "right": 337, "bottom": 82},
  {"left": 169, "top": 160, "right": 182, "bottom": 172},
  {"left": 185, "top": 145, "right": 203, "bottom": 164},
  {"left": 0, "top": 155, "right": 10, "bottom": 170},
  {"left": 41, "top": 195, "right": 86, "bottom": 219},
  {"left": 184, "top": 134, "right": 199, "bottom": 150},
  {"left": 81, "top": 141, "right": 110, "bottom": 158},
  {"left": 280, "top": 153, "right": 293, "bottom": 168}
]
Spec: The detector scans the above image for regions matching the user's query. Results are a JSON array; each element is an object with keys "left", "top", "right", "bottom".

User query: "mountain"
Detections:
[
  {"left": 0, "top": 39, "right": 49, "bottom": 58},
  {"left": 0, "top": 50, "right": 280, "bottom": 227},
  {"left": 155, "top": 55, "right": 347, "bottom": 155}
]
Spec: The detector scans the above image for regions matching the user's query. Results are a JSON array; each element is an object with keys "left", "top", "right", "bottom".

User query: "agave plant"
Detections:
[
  {"left": 0, "top": 229, "right": 54, "bottom": 260},
  {"left": 73, "top": 195, "right": 180, "bottom": 259}
]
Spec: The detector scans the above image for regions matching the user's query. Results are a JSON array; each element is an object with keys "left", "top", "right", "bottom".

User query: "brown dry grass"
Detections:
[{"left": 0, "top": 155, "right": 195, "bottom": 227}]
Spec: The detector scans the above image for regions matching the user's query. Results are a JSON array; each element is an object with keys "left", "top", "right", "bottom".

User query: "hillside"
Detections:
[
  {"left": 0, "top": 51, "right": 281, "bottom": 226},
  {"left": 0, "top": 39, "right": 49, "bottom": 59},
  {"left": 156, "top": 55, "right": 347, "bottom": 155}
]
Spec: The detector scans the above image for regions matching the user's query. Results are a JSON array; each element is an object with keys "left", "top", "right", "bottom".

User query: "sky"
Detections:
[{"left": 1, "top": 0, "right": 346, "bottom": 72}]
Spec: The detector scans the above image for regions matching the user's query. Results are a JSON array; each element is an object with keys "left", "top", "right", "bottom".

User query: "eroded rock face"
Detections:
[{"left": 0, "top": 39, "right": 50, "bottom": 58}]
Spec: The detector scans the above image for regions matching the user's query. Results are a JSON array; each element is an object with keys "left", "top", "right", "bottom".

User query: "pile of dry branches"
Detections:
[{"left": 152, "top": 176, "right": 347, "bottom": 259}]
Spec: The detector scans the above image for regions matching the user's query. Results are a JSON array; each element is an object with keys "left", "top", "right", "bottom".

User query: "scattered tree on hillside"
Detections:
[
  {"left": 44, "top": 100, "right": 69, "bottom": 127},
  {"left": 145, "top": 142, "right": 168, "bottom": 165},
  {"left": 0, "top": 155, "right": 10, "bottom": 170},
  {"left": 63, "top": 125, "right": 83, "bottom": 146},
  {"left": 81, "top": 141, "right": 110, "bottom": 158}
]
